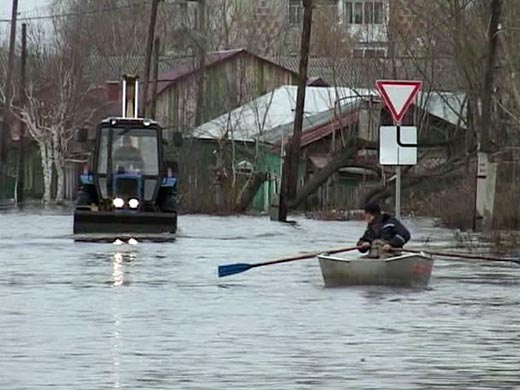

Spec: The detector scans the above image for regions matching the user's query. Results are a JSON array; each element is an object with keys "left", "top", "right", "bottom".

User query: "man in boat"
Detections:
[{"left": 357, "top": 202, "right": 411, "bottom": 258}]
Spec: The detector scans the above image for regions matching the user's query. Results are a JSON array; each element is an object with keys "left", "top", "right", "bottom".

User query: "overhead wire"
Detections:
[{"left": 0, "top": 1, "right": 154, "bottom": 23}]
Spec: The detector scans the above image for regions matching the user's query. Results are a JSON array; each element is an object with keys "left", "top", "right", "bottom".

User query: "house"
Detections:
[
  {"left": 191, "top": 85, "right": 376, "bottom": 211},
  {"left": 192, "top": 84, "right": 467, "bottom": 212},
  {"left": 151, "top": 49, "right": 299, "bottom": 138}
]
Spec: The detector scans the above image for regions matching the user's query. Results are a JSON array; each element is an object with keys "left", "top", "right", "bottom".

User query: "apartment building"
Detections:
[
  {"left": 170, "top": 0, "right": 423, "bottom": 58},
  {"left": 285, "top": 0, "right": 389, "bottom": 57},
  {"left": 247, "top": 0, "right": 394, "bottom": 57}
]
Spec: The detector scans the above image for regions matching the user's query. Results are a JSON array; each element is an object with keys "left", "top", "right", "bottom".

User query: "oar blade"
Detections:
[{"left": 218, "top": 263, "right": 252, "bottom": 278}]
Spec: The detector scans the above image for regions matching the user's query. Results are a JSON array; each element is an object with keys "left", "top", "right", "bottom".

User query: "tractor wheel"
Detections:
[
  {"left": 77, "top": 190, "right": 92, "bottom": 206},
  {"left": 159, "top": 190, "right": 177, "bottom": 213}
]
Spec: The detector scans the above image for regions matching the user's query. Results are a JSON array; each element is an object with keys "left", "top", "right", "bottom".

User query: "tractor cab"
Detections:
[
  {"left": 94, "top": 119, "right": 162, "bottom": 211},
  {"left": 73, "top": 75, "right": 177, "bottom": 241}
]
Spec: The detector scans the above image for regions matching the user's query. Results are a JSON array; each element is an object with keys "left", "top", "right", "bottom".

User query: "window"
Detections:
[
  {"left": 354, "top": 2, "right": 363, "bottom": 23},
  {"left": 236, "top": 160, "right": 254, "bottom": 175},
  {"left": 373, "top": 1, "right": 383, "bottom": 24},
  {"left": 97, "top": 128, "right": 160, "bottom": 176},
  {"left": 288, "top": 0, "right": 304, "bottom": 27},
  {"left": 364, "top": 2, "right": 373, "bottom": 24},
  {"left": 353, "top": 47, "right": 387, "bottom": 58},
  {"left": 345, "top": 1, "right": 384, "bottom": 25}
]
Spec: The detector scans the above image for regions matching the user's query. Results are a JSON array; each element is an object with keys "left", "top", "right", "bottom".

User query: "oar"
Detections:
[
  {"left": 398, "top": 248, "right": 520, "bottom": 265},
  {"left": 218, "top": 245, "right": 360, "bottom": 278}
]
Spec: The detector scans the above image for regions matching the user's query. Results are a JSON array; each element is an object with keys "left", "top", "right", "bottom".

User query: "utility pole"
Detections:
[
  {"left": 150, "top": 37, "right": 160, "bottom": 119},
  {"left": 480, "top": 0, "right": 501, "bottom": 152},
  {"left": 142, "top": 0, "right": 160, "bottom": 118},
  {"left": 16, "top": 23, "right": 27, "bottom": 207},
  {"left": 474, "top": 0, "right": 502, "bottom": 231},
  {"left": 0, "top": 0, "right": 19, "bottom": 194},
  {"left": 278, "top": 0, "right": 313, "bottom": 222},
  {"left": 194, "top": 0, "right": 206, "bottom": 127}
]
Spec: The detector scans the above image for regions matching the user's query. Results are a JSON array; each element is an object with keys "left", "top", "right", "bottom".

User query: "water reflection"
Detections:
[
  {"left": 111, "top": 252, "right": 138, "bottom": 287},
  {"left": 112, "top": 253, "right": 124, "bottom": 287}
]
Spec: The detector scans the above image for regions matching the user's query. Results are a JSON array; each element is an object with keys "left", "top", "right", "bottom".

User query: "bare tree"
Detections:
[
  {"left": 1, "top": 17, "right": 99, "bottom": 204},
  {"left": 13, "top": 58, "right": 96, "bottom": 204}
]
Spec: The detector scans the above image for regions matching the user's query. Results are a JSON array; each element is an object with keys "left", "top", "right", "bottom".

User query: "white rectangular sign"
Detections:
[{"left": 379, "top": 126, "right": 417, "bottom": 166}]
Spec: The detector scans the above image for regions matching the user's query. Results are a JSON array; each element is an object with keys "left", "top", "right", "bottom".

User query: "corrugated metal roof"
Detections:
[
  {"left": 271, "top": 56, "right": 464, "bottom": 91},
  {"left": 192, "top": 85, "right": 374, "bottom": 144},
  {"left": 84, "top": 48, "right": 298, "bottom": 88},
  {"left": 193, "top": 86, "right": 467, "bottom": 145},
  {"left": 155, "top": 49, "right": 245, "bottom": 96},
  {"left": 417, "top": 92, "right": 467, "bottom": 127}
]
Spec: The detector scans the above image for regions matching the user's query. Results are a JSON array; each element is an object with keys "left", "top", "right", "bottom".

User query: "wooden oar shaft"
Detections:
[
  {"left": 402, "top": 248, "right": 518, "bottom": 263},
  {"left": 250, "top": 245, "right": 360, "bottom": 269}
]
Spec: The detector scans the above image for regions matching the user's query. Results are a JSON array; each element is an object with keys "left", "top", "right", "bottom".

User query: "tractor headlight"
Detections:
[
  {"left": 128, "top": 198, "right": 139, "bottom": 209},
  {"left": 113, "top": 197, "right": 124, "bottom": 208}
]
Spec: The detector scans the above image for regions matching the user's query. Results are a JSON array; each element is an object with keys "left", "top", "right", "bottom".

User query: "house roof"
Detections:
[
  {"left": 84, "top": 48, "right": 298, "bottom": 91},
  {"left": 416, "top": 92, "right": 467, "bottom": 128},
  {"left": 271, "top": 56, "right": 465, "bottom": 91},
  {"left": 192, "top": 85, "right": 374, "bottom": 144},
  {"left": 154, "top": 48, "right": 300, "bottom": 97},
  {"left": 193, "top": 85, "right": 467, "bottom": 146},
  {"left": 154, "top": 49, "right": 244, "bottom": 96}
]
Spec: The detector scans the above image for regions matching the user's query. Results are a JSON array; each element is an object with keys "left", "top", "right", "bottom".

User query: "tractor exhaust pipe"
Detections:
[{"left": 121, "top": 74, "right": 139, "bottom": 118}]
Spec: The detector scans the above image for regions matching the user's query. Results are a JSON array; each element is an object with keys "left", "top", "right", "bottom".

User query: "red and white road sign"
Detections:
[{"left": 376, "top": 80, "right": 422, "bottom": 124}]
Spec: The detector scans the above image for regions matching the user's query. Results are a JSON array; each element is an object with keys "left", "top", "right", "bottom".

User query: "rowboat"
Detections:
[{"left": 317, "top": 251, "right": 434, "bottom": 288}]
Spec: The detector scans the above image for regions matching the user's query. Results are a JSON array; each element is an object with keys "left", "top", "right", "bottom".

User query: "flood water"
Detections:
[{"left": 0, "top": 211, "right": 519, "bottom": 389}]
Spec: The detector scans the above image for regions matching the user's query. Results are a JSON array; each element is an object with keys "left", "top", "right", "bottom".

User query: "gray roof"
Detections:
[
  {"left": 271, "top": 56, "right": 464, "bottom": 91},
  {"left": 193, "top": 86, "right": 467, "bottom": 144},
  {"left": 83, "top": 55, "right": 189, "bottom": 84},
  {"left": 193, "top": 86, "right": 374, "bottom": 144}
]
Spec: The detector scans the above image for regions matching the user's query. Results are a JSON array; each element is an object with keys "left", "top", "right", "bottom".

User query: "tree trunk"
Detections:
[
  {"left": 235, "top": 172, "right": 268, "bottom": 212},
  {"left": 55, "top": 158, "right": 65, "bottom": 205},
  {"left": 278, "top": 0, "right": 314, "bottom": 221},
  {"left": 53, "top": 130, "right": 65, "bottom": 204},
  {"left": 288, "top": 142, "right": 362, "bottom": 209},
  {"left": 364, "top": 160, "right": 466, "bottom": 205},
  {"left": 39, "top": 141, "right": 53, "bottom": 204}
]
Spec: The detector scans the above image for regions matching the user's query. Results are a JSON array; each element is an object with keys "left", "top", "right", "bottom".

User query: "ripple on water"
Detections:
[{"left": 0, "top": 213, "right": 519, "bottom": 389}]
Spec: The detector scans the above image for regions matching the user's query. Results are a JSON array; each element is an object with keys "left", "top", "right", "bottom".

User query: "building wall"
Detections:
[
  {"left": 155, "top": 52, "right": 297, "bottom": 137},
  {"left": 174, "top": 138, "right": 281, "bottom": 213}
]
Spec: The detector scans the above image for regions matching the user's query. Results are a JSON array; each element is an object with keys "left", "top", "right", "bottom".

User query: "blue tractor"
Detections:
[{"left": 73, "top": 75, "right": 178, "bottom": 241}]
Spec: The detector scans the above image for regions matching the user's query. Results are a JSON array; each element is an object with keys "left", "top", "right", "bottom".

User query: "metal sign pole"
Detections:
[
  {"left": 395, "top": 122, "right": 401, "bottom": 218},
  {"left": 396, "top": 165, "right": 401, "bottom": 218}
]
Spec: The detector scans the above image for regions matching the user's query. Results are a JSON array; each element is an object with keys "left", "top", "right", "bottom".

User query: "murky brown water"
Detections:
[{"left": 0, "top": 211, "right": 519, "bottom": 389}]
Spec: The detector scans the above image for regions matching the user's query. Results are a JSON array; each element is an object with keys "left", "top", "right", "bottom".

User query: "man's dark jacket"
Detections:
[{"left": 357, "top": 213, "right": 411, "bottom": 253}]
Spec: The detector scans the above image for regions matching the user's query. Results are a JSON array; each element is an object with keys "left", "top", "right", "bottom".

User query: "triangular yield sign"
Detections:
[{"left": 376, "top": 80, "right": 422, "bottom": 124}]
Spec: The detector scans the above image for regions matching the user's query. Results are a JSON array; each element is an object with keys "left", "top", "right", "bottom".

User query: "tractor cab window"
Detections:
[
  {"left": 97, "top": 127, "right": 159, "bottom": 176},
  {"left": 113, "top": 133, "right": 145, "bottom": 172}
]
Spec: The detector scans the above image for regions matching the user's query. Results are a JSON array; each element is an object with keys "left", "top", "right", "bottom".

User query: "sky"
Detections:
[
  {"left": 0, "top": 0, "right": 51, "bottom": 20},
  {"left": 0, "top": 0, "right": 52, "bottom": 44}
]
